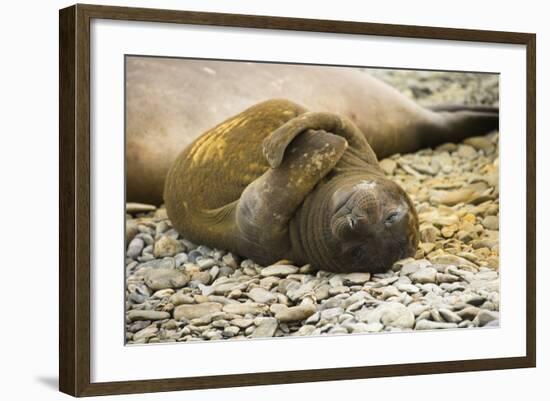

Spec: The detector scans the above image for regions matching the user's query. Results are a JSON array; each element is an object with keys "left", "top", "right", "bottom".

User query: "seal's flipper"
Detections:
[
  {"left": 421, "top": 105, "right": 499, "bottom": 149},
  {"left": 428, "top": 105, "right": 499, "bottom": 114},
  {"left": 236, "top": 130, "right": 347, "bottom": 261},
  {"left": 263, "top": 112, "right": 378, "bottom": 169}
]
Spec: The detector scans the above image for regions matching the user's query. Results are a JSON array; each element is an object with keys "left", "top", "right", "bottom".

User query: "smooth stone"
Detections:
[
  {"left": 341, "top": 291, "right": 368, "bottom": 309},
  {"left": 127, "top": 310, "right": 170, "bottom": 322},
  {"left": 415, "top": 320, "right": 459, "bottom": 330},
  {"left": 126, "top": 202, "right": 156, "bottom": 214},
  {"left": 260, "top": 264, "right": 299, "bottom": 277},
  {"left": 196, "top": 258, "right": 217, "bottom": 270},
  {"left": 419, "top": 211, "right": 459, "bottom": 227},
  {"left": 457, "top": 144, "right": 477, "bottom": 159},
  {"left": 430, "top": 253, "right": 478, "bottom": 269},
  {"left": 144, "top": 268, "right": 189, "bottom": 290},
  {"left": 340, "top": 272, "right": 371, "bottom": 285},
  {"left": 133, "top": 325, "right": 158, "bottom": 341},
  {"left": 369, "top": 302, "right": 415, "bottom": 329},
  {"left": 430, "top": 189, "right": 475, "bottom": 206},
  {"left": 410, "top": 267, "right": 437, "bottom": 284},
  {"left": 396, "top": 283, "right": 420, "bottom": 294},
  {"left": 482, "top": 215, "right": 499, "bottom": 230},
  {"left": 222, "top": 326, "right": 240, "bottom": 338},
  {"left": 151, "top": 288, "right": 175, "bottom": 299},
  {"left": 222, "top": 253, "right": 239, "bottom": 269},
  {"left": 379, "top": 159, "right": 397, "bottom": 175},
  {"left": 275, "top": 304, "right": 317, "bottom": 322},
  {"left": 126, "top": 221, "right": 139, "bottom": 246},
  {"left": 127, "top": 320, "right": 151, "bottom": 333},
  {"left": 320, "top": 307, "right": 344, "bottom": 321},
  {"left": 419, "top": 224, "right": 440, "bottom": 243},
  {"left": 222, "top": 303, "right": 267, "bottom": 315},
  {"left": 329, "top": 285, "right": 350, "bottom": 295},
  {"left": 191, "top": 271, "right": 211, "bottom": 285},
  {"left": 231, "top": 318, "right": 254, "bottom": 329},
  {"left": 173, "top": 302, "right": 223, "bottom": 320},
  {"left": 438, "top": 308, "right": 463, "bottom": 323},
  {"left": 126, "top": 238, "right": 144, "bottom": 259},
  {"left": 464, "top": 136, "right": 495, "bottom": 153},
  {"left": 474, "top": 310, "right": 499, "bottom": 327},
  {"left": 436, "top": 273, "right": 460, "bottom": 284},
  {"left": 153, "top": 236, "right": 184, "bottom": 258},
  {"left": 305, "top": 312, "right": 320, "bottom": 325},
  {"left": 457, "top": 306, "right": 480, "bottom": 320},
  {"left": 464, "top": 295, "right": 487, "bottom": 306},
  {"left": 251, "top": 318, "right": 278, "bottom": 338},
  {"left": 174, "top": 253, "right": 189, "bottom": 267},
  {"left": 248, "top": 287, "right": 278, "bottom": 304},
  {"left": 296, "top": 325, "right": 317, "bottom": 336}
]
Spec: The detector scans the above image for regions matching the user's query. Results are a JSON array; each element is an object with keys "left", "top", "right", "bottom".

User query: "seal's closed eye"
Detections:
[{"left": 384, "top": 211, "right": 401, "bottom": 226}]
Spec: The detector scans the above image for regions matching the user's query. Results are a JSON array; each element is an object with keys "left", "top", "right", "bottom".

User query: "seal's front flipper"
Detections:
[
  {"left": 236, "top": 129, "right": 347, "bottom": 261},
  {"left": 263, "top": 112, "right": 378, "bottom": 169}
]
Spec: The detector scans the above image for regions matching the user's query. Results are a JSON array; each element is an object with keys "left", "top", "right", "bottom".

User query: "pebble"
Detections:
[
  {"left": 173, "top": 302, "right": 222, "bottom": 320},
  {"left": 127, "top": 310, "right": 170, "bottom": 322},
  {"left": 415, "top": 320, "right": 459, "bottom": 330},
  {"left": 153, "top": 236, "right": 184, "bottom": 258},
  {"left": 275, "top": 305, "right": 316, "bottom": 322},
  {"left": 248, "top": 287, "right": 278, "bottom": 304},
  {"left": 251, "top": 318, "right": 278, "bottom": 338},
  {"left": 438, "top": 308, "right": 462, "bottom": 323},
  {"left": 260, "top": 264, "right": 299, "bottom": 277},
  {"left": 222, "top": 303, "right": 267, "bottom": 315},
  {"left": 410, "top": 267, "right": 437, "bottom": 284},
  {"left": 133, "top": 325, "right": 158, "bottom": 341},
  {"left": 126, "top": 238, "right": 145, "bottom": 259},
  {"left": 144, "top": 268, "right": 189, "bottom": 291},
  {"left": 367, "top": 302, "right": 415, "bottom": 329},
  {"left": 474, "top": 310, "right": 499, "bottom": 327},
  {"left": 481, "top": 215, "right": 499, "bottom": 230},
  {"left": 126, "top": 202, "right": 156, "bottom": 214},
  {"left": 379, "top": 159, "right": 397, "bottom": 175},
  {"left": 341, "top": 272, "right": 371, "bottom": 285}
]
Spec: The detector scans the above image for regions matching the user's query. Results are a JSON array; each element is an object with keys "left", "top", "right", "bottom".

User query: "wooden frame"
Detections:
[{"left": 59, "top": 3, "right": 536, "bottom": 397}]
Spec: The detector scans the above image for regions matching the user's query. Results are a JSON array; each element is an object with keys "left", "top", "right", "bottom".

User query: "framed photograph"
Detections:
[{"left": 59, "top": 3, "right": 536, "bottom": 397}]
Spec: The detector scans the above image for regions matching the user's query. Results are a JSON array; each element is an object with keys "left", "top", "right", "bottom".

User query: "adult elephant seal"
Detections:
[
  {"left": 164, "top": 99, "right": 419, "bottom": 273},
  {"left": 127, "top": 58, "right": 498, "bottom": 205}
]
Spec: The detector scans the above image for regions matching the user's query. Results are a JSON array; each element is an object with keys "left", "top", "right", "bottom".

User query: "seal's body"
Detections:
[
  {"left": 164, "top": 99, "right": 419, "bottom": 273},
  {"left": 127, "top": 58, "right": 498, "bottom": 204}
]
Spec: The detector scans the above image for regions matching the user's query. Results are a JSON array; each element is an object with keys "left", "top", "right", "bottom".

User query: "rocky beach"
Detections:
[{"left": 125, "top": 70, "right": 500, "bottom": 344}]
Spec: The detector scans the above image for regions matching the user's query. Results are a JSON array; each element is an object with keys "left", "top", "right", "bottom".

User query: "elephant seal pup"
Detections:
[
  {"left": 127, "top": 58, "right": 498, "bottom": 204},
  {"left": 164, "top": 99, "right": 419, "bottom": 273}
]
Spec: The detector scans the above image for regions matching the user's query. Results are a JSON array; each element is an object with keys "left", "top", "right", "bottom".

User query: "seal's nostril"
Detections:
[{"left": 346, "top": 215, "right": 357, "bottom": 229}]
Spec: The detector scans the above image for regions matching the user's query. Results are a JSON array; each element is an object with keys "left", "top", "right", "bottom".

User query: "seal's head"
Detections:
[{"left": 324, "top": 176, "right": 419, "bottom": 273}]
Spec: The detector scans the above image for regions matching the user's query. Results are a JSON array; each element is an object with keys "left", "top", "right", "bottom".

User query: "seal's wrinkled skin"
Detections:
[{"left": 164, "top": 99, "right": 419, "bottom": 273}]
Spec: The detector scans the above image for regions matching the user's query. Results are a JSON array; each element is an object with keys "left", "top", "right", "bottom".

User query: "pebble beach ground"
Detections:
[{"left": 125, "top": 70, "right": 500, "bottom": 344}]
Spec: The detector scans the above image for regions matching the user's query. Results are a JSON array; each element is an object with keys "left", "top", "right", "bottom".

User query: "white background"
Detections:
[
  {"left": 91, "top": 19, "right": 526, "bottom": 382},
  {"left": 0, "top": 0, "right": 545, "bottom": 400}
]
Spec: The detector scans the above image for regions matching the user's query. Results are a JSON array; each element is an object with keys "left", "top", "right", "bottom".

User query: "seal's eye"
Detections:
[{"left": 384, "top": 211, "right": 400, "bottom": 226}]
